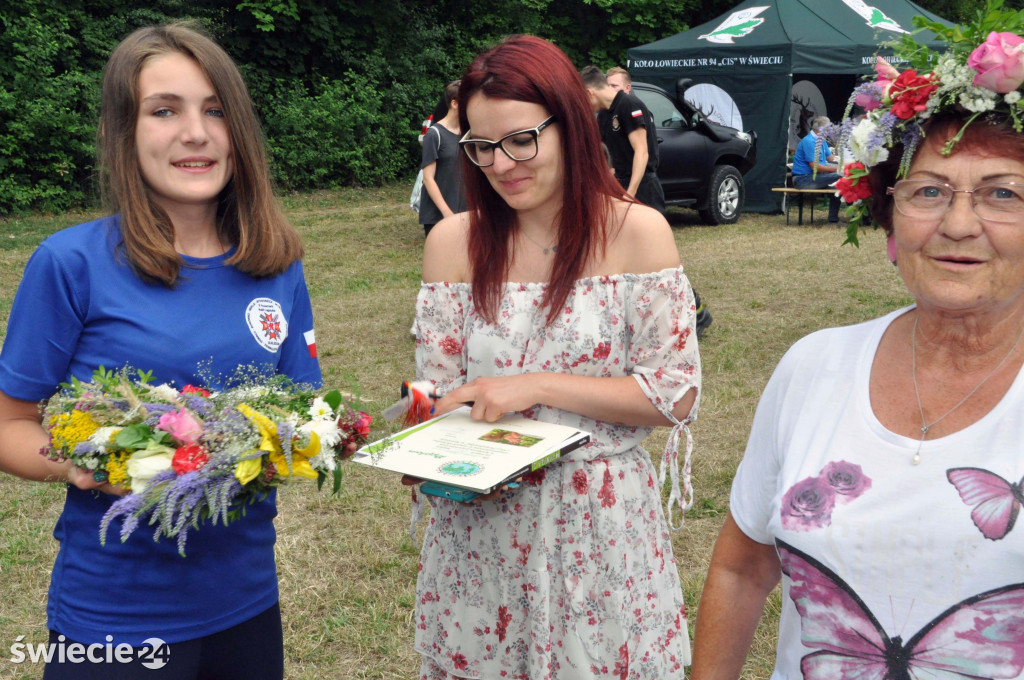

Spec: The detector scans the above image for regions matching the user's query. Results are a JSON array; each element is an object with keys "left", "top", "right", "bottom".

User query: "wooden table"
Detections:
[{"left": 772, "top": 187, "right": 837, "bottom": 225}]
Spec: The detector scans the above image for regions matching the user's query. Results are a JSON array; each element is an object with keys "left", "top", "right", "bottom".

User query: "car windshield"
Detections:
[{"left": 636, "top": 89, "right": 686, "bottom": 129}]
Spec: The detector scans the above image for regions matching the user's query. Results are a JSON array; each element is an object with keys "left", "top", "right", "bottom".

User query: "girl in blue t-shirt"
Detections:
[{"left": 0, "top": 22, "right": 324, "bottom": 679}]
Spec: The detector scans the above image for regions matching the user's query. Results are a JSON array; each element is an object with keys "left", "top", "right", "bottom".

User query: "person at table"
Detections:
[
  {"left": 411, "top": 34, "right": 701, "bottom": 679},
  {"left": 0, "top": 22, "right": 320, "bottom": 678},
  {"left": 791, "top": 115, "right": 841, "bottom": 223}
]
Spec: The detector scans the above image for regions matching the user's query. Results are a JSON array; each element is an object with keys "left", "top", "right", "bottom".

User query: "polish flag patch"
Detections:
[
  {"left": 631, "top": 109, "right": 644, "bottom": 118},
  {"left": 304, "top": 329, "right": 317, "bottom": 358}
]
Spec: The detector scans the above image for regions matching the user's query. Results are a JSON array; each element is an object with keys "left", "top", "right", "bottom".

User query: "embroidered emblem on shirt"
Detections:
[
  {"left": 611, "top": 114, "right": 621, "bottom": 132},
  {"left": 245, "top": 297, "right": 288, "bottom": 353}
]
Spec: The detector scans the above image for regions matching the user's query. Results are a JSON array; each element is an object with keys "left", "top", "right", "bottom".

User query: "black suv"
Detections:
[{"left": 632, "top": 79, "right": 757, "bottom": 224}]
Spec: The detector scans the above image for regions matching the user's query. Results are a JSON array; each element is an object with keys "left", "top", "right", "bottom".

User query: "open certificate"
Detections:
[{"left": 354, "top": 407, "right": 591, "bottom": 494}]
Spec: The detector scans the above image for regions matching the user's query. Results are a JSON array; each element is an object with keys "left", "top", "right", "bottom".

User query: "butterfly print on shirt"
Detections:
[
  {"left": 947, "top": 467, "right": 1024, "bottom": 540},
  {"left": 776, "top": 539, "right": 1024, "bottom": 680}
]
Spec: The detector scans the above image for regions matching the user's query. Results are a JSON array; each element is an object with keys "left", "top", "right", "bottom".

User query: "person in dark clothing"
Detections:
[
  {"left": 419, "top": 80, "right": 466, "bottom": 237},
  {"left": 580, "top": 65, "right": 665, "bottom": 213},
  {"left": 581, "top": 66, "right": 711, "bottom": 337}
]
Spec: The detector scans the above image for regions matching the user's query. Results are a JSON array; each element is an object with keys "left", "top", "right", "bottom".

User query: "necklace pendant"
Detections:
[{"left": 911, "top": 451, "right": 922, "bottom": 465}]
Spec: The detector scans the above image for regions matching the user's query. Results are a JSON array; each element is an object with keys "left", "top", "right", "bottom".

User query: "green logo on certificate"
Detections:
[{"left": 439, "top": 461, "right": 482, "bottom": 477}]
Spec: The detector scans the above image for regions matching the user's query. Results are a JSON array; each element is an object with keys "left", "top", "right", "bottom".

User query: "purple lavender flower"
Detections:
[
  {"left": 780, "top": 476, "right": 836, "bottom": 531},
  {"left": 821, "top": 460, "right": 872, "bottom": 502},
  {"left": 185, "top": 395, "right": 214, "bottom": 416},
  {"left": 141, "top": 402, "right": 177, "bottom": 426},
  {"left": 74, "top": 442, "right": 100, "bottom": 455},
  {"left": 100, "top": 491, "right": 151, "bottom": 545},
  {"left": 277, "top": 420, "right": 294, "bottom": 471}
]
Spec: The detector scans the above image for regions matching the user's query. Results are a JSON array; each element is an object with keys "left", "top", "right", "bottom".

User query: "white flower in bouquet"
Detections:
[
  {"left": 89, "top": 426, "right": 121, "bottom": 453},
  {"left": 126, "top": 443, "right": 176, "bottom": 494},
  {"left": 849, "top": 118, "right": 890, "bottom": 167},
  {"left": 148, "top": 383, "right": 181, "bottom": 402},
  {"left": 308, "top": 396, "right": 334, "bottom": 421}
]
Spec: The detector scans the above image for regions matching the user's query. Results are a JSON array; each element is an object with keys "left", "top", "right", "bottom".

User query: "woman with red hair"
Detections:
[{"left": 412, "top": 35, "right": 701, "bottom": 678}]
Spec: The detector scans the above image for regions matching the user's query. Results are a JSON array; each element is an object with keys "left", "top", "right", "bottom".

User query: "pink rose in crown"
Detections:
[
  {"left": 968, "top": 31, "right": 1024, "bottom": 94},
  {"left": 874, "top": 56, "right": 899, "bottom": 94},
  {"left": 157, "top": 409, "right": 204, "bottom": 444}
]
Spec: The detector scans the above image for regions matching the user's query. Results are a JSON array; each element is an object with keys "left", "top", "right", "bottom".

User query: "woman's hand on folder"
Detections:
[{"left": 438, "top": 375, "right": 543, "bottom": 423}]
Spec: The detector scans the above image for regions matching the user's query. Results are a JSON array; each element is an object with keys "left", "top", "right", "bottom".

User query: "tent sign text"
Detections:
[{"left": 632, "top": 55, "right": 785, "bottom": 69}]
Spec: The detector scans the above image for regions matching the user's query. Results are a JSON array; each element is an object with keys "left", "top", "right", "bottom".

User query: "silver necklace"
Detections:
[
  {"left": 910, "top": 314, "right": 1024, "bottom": 464},
  {"left": 518, "top": 228, "right": 558, "bottom": 255}
]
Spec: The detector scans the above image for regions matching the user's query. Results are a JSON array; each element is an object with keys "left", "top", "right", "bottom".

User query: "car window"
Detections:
[{"left": 634, "top": 89, "right": 686, "bottom": 130}]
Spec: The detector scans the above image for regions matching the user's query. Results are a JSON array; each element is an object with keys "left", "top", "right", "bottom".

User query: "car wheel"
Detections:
[{"left": 698, "top": 165, "right": 743, "bottom": 225}]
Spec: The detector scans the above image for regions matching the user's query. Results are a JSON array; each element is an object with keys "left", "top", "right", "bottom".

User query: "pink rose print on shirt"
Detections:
[
  {"left": 598, "top": 464, "right": 617, "bottom": 508},
  {"left": 821, "top": 461, "right": 872, "bottom": 503},
  {"left": 614, "top": 642, "right": 629, "bottom": 679},
  {"left": 438, "top": 336, "right": 462, "bottom": 356},
  {"left": 571, "top": 468, "right": 589, "bottom": 495},
  {"left": 781, "top": 460, "right": 873, "bottom": 531},
  {"left": 496, "top": 605, "right": 512, "bottom": 643},
  {"left": 781, "top": 476, "right": 837, "bottom": 531}
]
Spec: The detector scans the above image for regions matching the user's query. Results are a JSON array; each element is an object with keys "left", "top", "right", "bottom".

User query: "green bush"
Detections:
[
  {"left": 263, "top": 70, "right": 408, "bottom": 190},
  {"left": 0, "top": 10, "right": 100, "bottom": 213}
]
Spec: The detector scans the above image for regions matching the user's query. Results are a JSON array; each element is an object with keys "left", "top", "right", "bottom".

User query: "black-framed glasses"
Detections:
[
  {"left": 887, "top": 179, "right": 1024, "bottom": 223},
  {"left": 459, "top": 116, "right": 556, "bottom": 167}
]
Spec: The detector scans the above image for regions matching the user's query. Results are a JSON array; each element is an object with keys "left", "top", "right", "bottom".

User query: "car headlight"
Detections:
[{"left": 734, "top": 131, "right": 752, "bottom": 144}]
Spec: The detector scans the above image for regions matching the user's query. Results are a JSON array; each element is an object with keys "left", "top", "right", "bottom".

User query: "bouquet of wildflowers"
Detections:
[
  {"left": 835, "top": 0, "right": 1024, "bottom": 245},
  {"left": 41, "top": 366, "right": 371, "bottom": 555}
]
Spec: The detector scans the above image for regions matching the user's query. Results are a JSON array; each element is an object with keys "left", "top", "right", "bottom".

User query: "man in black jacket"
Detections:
[
  {"left": 580, "top": 65, "right": 665, "bottom": 213},
  {"left": 581, "top": 65, "right": 713, "bottom": 338}
]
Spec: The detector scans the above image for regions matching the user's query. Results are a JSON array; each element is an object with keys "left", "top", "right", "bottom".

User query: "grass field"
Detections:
[{"left": 0, "top": 185, "right": 911, "bottom": 679}]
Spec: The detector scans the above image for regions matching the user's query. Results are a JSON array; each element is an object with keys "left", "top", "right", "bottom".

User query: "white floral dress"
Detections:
[{"left": 413, "top": 266, "right": 701, "bottom": 680}]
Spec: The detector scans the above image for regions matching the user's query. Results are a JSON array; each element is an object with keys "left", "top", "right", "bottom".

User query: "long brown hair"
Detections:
[
  {"left": 457, "top": 35, "right": 628, "bottom": 326},
  {"left": 98, "top": 22, "right": 302, "bottom": 285}
]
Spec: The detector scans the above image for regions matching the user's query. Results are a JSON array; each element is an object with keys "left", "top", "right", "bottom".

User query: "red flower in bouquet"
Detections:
[
  {"left": 172, "top": 444, "right": 210, "bottom": 474},
  {"left": 887, "top": 70, "right": 937, "bottom": 120},
  {"left": 836, "top": 163, "right": 872, "bottom": 203},
  {"left": 181, "top": 384, "right": 211, "bottom": 397},
  {"left": 338, "top": 411, "right": 373, "bottom": 452}
]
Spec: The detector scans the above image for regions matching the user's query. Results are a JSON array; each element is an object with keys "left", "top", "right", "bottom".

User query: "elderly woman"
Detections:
[{"left": 691, "top": 13, "right": 1024, "bottom": 680}]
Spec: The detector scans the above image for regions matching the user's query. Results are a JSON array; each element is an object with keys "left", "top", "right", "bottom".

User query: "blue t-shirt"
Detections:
[
  {"left": 792, "top": 131, "right": 832, "bottom": 176},
  {"left": 0, "top": 216, "right": 322, "bottom": 645}
]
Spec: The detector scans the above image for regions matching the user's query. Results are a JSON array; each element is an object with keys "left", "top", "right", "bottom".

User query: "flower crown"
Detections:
[{"left": 834, "top": 0, "right": 1024, "bottom": 246}]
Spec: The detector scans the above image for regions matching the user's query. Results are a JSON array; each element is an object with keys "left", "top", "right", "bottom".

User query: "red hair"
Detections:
[
  {"left": 457, "top": 35, "right": 628, "bottom": 326},
  {"left": 868, "top": 111, "right": 1024, "bottom": 234}
]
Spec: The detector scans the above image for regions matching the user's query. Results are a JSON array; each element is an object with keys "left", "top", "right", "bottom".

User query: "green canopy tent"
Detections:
[{"left": 626, "top": 0, "right": 952, "bottom": 213}]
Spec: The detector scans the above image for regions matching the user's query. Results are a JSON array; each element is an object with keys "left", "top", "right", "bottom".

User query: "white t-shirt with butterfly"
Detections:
[{"left": 731, "top": 306, "right": 1024, "bottom": 680}]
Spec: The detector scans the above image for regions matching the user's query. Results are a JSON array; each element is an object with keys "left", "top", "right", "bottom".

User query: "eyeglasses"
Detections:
[
  {"left": 887, "top": 179, "right": 1024, "bottom": 223},
  {"left": 459, "top": 117, "right": 556, "bottom": 167}
]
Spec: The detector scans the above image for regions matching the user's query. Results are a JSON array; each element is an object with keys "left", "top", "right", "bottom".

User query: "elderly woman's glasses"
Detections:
[
  {"left": 887, "top": 179, "right": 1024, "bottom": 223},
  {"left": 459, "top": 117, "right": 557, "bottom": 167}
]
